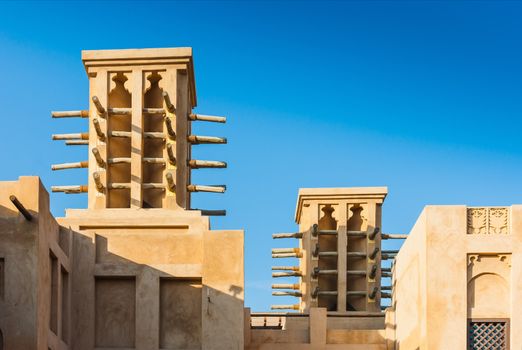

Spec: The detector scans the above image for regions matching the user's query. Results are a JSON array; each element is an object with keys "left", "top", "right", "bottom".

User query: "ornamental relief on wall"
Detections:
[{"left": 467, "top": 207, "right": 509, "bottom": 235}]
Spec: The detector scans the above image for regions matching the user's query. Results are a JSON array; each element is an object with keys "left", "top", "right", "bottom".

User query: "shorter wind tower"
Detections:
[{"left": 271, "top": 187, "right": 403, "bottom": 313}]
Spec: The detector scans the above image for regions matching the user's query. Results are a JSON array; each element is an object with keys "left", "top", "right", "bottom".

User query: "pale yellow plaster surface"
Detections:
[
  {"left": 392, "top": 205, "right": 522, "bottom": 350},
  {"left": 0, "top": 177, "right": 71, "bottom": 350}
]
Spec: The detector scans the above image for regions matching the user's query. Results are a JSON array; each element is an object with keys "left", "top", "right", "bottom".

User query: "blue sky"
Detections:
[{"left": 0, "top": 1, "right": 521, "bottom": 311}]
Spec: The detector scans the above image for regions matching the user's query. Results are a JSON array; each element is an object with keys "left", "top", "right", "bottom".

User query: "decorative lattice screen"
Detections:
[{"left": 468, "top": 320, "right": 509, "bottom": 350}]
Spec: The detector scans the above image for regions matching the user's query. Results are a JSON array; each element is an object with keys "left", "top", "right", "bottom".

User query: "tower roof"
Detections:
[
  {"left": 82, "top": 47, "right": 197, "bottom": 107},
  {"left": 295, "top": 187, "right": 388, "bottom": 223}
]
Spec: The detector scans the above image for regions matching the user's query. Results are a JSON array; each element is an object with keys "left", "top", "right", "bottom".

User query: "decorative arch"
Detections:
[{"left": 467, "top": 272, "right": 509, "bottom": 318}]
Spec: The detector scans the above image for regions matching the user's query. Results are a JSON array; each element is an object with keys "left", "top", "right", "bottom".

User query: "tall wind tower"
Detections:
[
  {"left": 47, "top": 48, "right": 244, "bottom": 350},
  {"left": 52, "top": 48, "right": 227, "bottom": 210}
]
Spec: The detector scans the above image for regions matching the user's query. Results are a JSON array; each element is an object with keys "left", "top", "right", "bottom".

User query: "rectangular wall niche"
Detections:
[
  {"left": 50, "top": 253, "right": 58, "bottom": 334},
  {"left": 160, "top": 278, "right": 202, "bottom": 349},
  {"left": 0, "top": 258, "right": 4, "bottom": 300},
  {"left": 61, "top": 267, "right": 69, "bottom": 343},
  {"left": 95, "top": 277, "right": 136, "bottom": 348}
]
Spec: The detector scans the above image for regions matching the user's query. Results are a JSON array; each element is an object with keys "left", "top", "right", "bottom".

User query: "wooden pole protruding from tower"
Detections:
[
  {"left": 51, "top": 185, "right": 88, "bottom": 194},
  {"left": 271, "top": 305, "right": 300, "bottom": 310},
  {"left": 188, "top": 135, "right": 227, "bottom": 144},
  {"left": 369, "top": 227, "right": 380, "bottom": 240},
  {"left": 66, "top": 140, "right": 89, "bottom": 146},
  {"left": 273, "top": 232, "right": 303, "bottom": 239},
  {"left": 369, "top": 287, "right": 378, "bottom": 300},
  {"left": 165, "top": 117, "right": 176, "bottom": 139},
  {"left": 189, "top": 160, "right": 227, "bottom": 169},
  {"left": 92, "top": 96, "right": 106, "bottom": 116},
  {"left": 52, "top": 133, "right": 89, "bottom": 140},
  {"left": 93, "top": 172, "right": 105, "bottom": 192},
  {"left": 51, "top": 161, "right": 88, "bottom": 171},
  {"left": 272, "top": 291, "right": 302, "bottom": 297},
  {"left": 197, "top": 209, "right": 227, "bottom": 216},
  {"left": 91, "top": 148, "right": 106, "bottom": 167},
  {"left": 187, "top": 185, "right": 226, "bottom": 193},
  {"left": 381, "top": 233, "right": 408, "bottom": 239},
  {"left": 189, "top": 113, "right": 226, "bottom": 123},
  {"left": 51, "top": 110, "right": 89, "bottom": 118},
  {"left": 272, "top": 284, "right": 300, "bottom": 290},
  {"left": 369, "top": 247, "right": 380, "bottom": 260},
  {"left": 162, "top": 91, "right": 176, "bottom": 113},
  {"left": 272, "top": 248, "right": 301, "bottom": 254},
  {"left": 272, "top": 252, "right": 303, "bottom": 258},
  {"left": 92, "top": 119, "right": 106, "bottom": 140},
  {"left": 272, "top": 266, "right": 300, "bottom": 271},
  {"left": 166, "top": 144, "right": 176, "bottom": 165},
  {"left": 272, "top": 271, "right": 302, "bottom": 278},
  {"left": 166, "top": 172, "right": 176, "bottom": 192}
]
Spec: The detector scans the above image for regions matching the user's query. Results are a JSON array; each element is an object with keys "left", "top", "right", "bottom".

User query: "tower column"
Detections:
[
  {"left": 337, "top": 201, "right": 348, "bottom": 312},
  {"left": 131, "top": 69, "right": 144, "bottom": 208}
]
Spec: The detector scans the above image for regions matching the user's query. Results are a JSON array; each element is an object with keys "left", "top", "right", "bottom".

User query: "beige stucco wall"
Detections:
[
  {"left": 392, "top": 205, "right": 522, "bottom": 350},
  {"left": 58, "top": 208, "right": 244, "bottom": 350},
  {"left": 246, "top": 308, "right": 387, "bottom": 350},
  {"left": 0, "top": 177, "right": 244, "bottom": 350},
  {"left": 0, "top": 176, "right": 71, "bottom": 350},
  {"left": 392, "top": 209, "right": 428, "bottom": 349}
]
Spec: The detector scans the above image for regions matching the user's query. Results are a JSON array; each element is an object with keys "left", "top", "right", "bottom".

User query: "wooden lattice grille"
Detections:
[{"left": 468, "top": 319, "right": 509, "bottom": 350}]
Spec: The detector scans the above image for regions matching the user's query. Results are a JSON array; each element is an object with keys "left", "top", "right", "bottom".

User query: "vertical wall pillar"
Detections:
[
  {"left": 88, "top": 69, "right": 109, "bottom": 209},
  {"left": 309, "top": 307, "right": 327, "bottom": 345},
  {"left": 162, "top": 68, "right": 178, "bottom": 209},
  {"left": 302, "top": 202, "right": 320, "bottom": 312},
  {"left": 130, "top": 70, "right": 143, "bottom": 208},
  {"left": 175, "top": 70, "right": 189, "bottom": 209},
  {"left": 366, "top": 201, "right": 379, "bottom": 312},
  {"left": 337, "top": 202, "right": 348, "bottom": 312},
  {"left": 135, "top": 268, "right": 159, "bottom": 350}
]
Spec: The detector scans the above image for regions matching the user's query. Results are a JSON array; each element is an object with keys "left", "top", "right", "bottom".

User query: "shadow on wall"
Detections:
[
  {"left": 0, "top": 202, "right": 41, "bottom": 350},
  {"left": 0, "top": 201, "right": 243, "bottom": 350},
  {"left": 72, "top": 229, "right": 244, "bottom": 349}
]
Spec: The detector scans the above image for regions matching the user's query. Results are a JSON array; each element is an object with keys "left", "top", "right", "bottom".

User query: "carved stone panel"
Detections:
[{"left": 467, "top": 207, "right": 509, "bottom": 235}]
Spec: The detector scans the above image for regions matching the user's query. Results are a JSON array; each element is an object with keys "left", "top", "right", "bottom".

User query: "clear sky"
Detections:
[{"left": 0, "top": 1, "right": 521, "bottom": 311}]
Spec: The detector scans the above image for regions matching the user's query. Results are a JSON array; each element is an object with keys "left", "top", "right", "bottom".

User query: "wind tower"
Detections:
[
  {"left": 51, "top": 47, "right": 227, "bottom": 210},
  {"left": 48, "top": 48, "right": 244, "bottom": 349},
  {"left": 271, "top": 187, "right": 393, "bottom": 313}
]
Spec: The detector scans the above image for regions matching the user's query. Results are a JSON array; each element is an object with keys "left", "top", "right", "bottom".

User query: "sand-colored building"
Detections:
[
  {"left": 0, "top": 48, "right": 243, "bottom": 350},
  {"left": 0, "top": 47, "right": 520, "bottom": 350}
]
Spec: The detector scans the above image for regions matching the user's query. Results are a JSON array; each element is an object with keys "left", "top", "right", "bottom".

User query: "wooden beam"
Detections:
[
  {"left": 187, "top": 185, "right": 226, "bottom": 193},
  {"left": 92, "top": 96, "right": 106, "bottom": 115},
  {"left": 51, "top": 185, "right": 88, "bottom": 194},
  {"left": 51, "top": 161, "right": 88, "bottom": 171},
  {"left": 189, "top": 113, "right": 226, "bottom": 123},
  {"left": 65, "top": 140, "right": 89, "bottom": 146},
  {"left": 189, "top": 160, "right": 227, "bottom": 169},
  {"left": 52, "top": 133, "right": 89, "bottom": 140},
  {"left": 187, "top": 135, "right": 227, "bottom": 144},
  {"left": 162, "top": 91, "right": 176, "bottom": 113},
  {"left": 9, "top": 195, "right": 32, "bottom": 221},
  {"left": 51, "top": 110, "right": 89, "bottom": 118}
]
